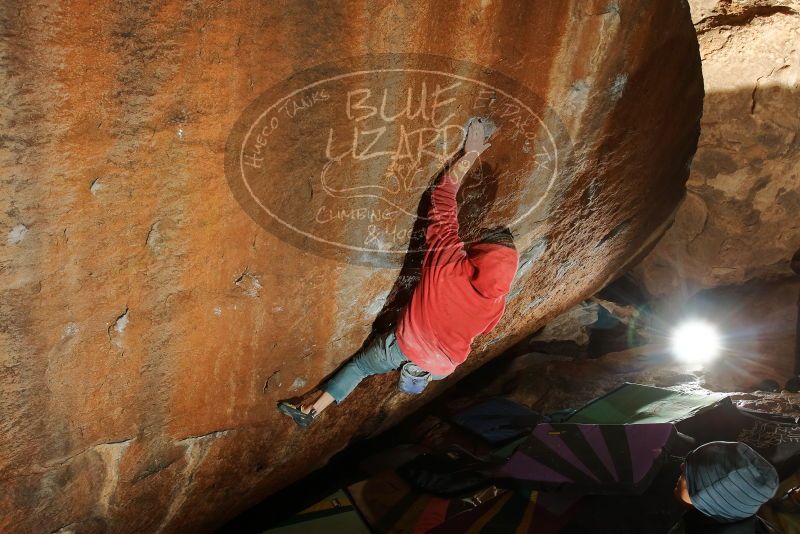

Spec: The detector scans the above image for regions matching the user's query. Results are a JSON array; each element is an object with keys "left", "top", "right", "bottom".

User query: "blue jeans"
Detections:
[
  {"left": 323, "top": 331, "right": 409, "bottom": 403},
  {"left": 323, "top": 331, "right": 446, "bottom": 403}
]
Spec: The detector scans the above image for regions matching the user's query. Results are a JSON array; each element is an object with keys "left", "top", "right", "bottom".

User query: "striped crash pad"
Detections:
[{"left": 496, "top": 422, "right": 677, "bottom": 494}]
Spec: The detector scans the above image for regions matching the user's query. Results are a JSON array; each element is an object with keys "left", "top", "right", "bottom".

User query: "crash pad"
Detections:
[
  {"left": 449, "top": 398, "right": 541, "bottom": 445},
  {"left": 496, "top": 422, "right": 677, "bottom": 494},
  {"left": 427, "top": 488, "right": 578, "bottom": 534},
  {"left": 264, "top": 489, "right": 370, "bottom": 534},
  {"left": 348, "top": 469, "right": 579, "bottom": 534},
  {"left": 348, "top": 469, "right": 493, "bottom": 533},
  {"left": 566, "top": 382, "right": 727, "bottom": 424}
]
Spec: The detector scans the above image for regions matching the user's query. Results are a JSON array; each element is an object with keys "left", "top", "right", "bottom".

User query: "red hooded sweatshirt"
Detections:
[{"left": 395, "top": 173, "right": 519, "bottom": 375}]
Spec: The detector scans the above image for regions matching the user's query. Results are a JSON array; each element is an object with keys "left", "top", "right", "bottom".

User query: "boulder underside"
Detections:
[{"left": 0, "top": 1, "right": 701, "bottom": 531}]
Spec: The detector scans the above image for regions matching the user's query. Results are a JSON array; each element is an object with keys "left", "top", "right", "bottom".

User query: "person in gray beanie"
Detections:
[
  {"left": 561, "top": 436, "right": 780, "bottom": 533},
  {"left": 681, "top": 441, "right": 780, "bottom": 523}
]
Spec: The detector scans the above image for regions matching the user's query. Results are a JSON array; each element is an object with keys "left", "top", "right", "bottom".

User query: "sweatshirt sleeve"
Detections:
[{"left": 425, "top": 173, "right": 465, "bottom": 264}]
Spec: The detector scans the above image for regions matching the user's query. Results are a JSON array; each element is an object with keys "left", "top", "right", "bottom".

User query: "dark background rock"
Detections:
[
  {"left": 635, "top": 0, "right": 800, "bottom": 296},
  {"left": 630, "top": 0, "right": 800, "bottom": 395}
]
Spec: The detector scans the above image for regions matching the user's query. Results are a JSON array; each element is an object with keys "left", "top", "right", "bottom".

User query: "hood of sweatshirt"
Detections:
[{"left": 467, "top": 243, "right": 519, "bottom": 299}]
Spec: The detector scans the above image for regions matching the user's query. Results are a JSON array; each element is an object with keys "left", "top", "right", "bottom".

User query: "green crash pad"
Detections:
[{"left": 566, "top": 382, "right": 727, "bottom": 424}]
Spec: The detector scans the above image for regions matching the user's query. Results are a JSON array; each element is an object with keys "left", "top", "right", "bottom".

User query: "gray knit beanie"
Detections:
[{"left": 685, "top": 441, "right": 779, "bottom": 523}]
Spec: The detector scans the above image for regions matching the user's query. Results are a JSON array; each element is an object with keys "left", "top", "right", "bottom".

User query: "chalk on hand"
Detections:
[{"left": 462, "top": 117, "right": 499, "bottom": 151}]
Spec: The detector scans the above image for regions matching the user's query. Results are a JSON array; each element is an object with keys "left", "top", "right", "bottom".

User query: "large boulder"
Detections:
[{"left": 0, "top": 1, "right": 701, "bottom": 531}]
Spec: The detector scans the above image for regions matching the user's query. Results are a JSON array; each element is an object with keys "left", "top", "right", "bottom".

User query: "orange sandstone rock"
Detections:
[{"left": 0, "top": 0, "right": 701, "bottom": 531}]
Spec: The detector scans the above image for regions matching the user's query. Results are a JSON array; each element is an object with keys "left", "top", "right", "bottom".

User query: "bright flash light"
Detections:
[{"left": 671, "top": 320, "right": 721, "bottom": 364}]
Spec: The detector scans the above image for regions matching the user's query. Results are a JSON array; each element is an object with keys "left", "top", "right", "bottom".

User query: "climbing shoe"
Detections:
[{"left": 278, "top": 401, "right": 316, "bottom": 428}]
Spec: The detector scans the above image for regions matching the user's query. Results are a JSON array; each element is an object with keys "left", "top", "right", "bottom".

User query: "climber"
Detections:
[{"left": 278, "top": 118, "right": 519, "bottom": 428}]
